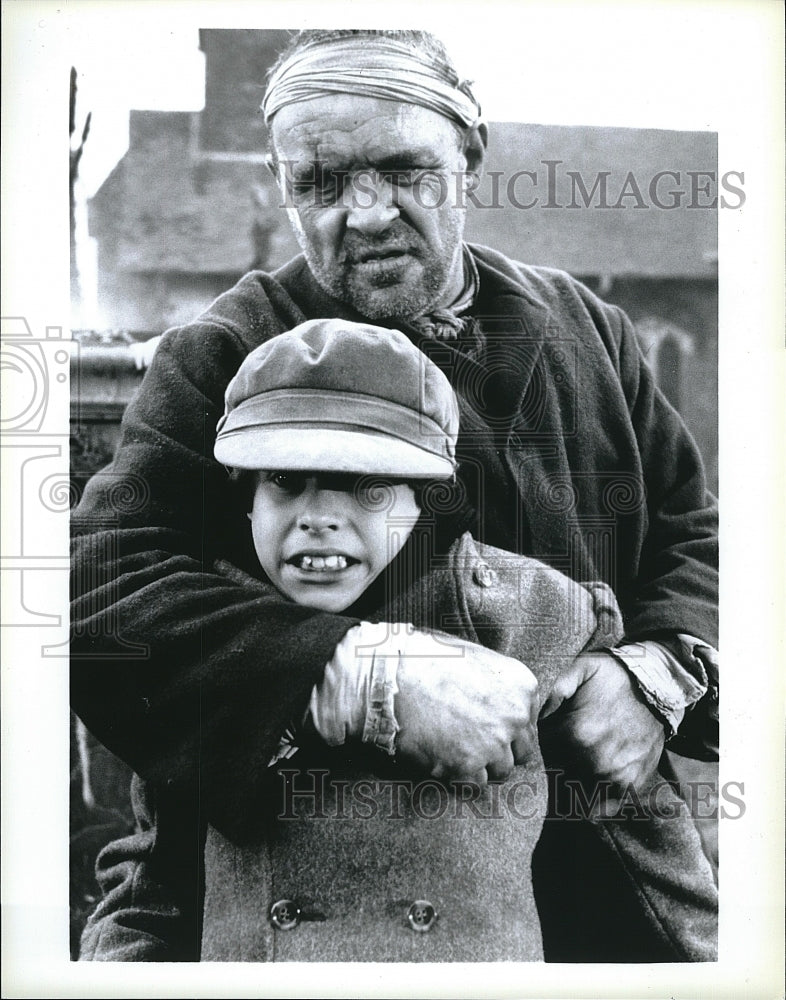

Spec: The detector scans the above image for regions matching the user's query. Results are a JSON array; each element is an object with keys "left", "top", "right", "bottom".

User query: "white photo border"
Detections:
[{"left": 2, "top": 1, "right": 784, "bottom": 997}]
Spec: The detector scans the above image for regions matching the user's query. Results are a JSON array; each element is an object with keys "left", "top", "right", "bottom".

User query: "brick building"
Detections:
[{"left": 84, "top": 29, "right": 718, "bottom": 489}]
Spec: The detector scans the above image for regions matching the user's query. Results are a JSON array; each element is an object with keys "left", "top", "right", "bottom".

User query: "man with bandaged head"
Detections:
[{"left": 71, "top": 29, "right": 718, "bottom": 961}]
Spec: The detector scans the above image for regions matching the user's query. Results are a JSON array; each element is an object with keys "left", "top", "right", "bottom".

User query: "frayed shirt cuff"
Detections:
[
  {"left": 361, "top": 649, "right": 400, "bottom": 757},
  {"left": 606, "top": 635, "right": 711, "bottom": 738},
  {"left": 309, "top": 622, "right": 405, "bottom": 756}
]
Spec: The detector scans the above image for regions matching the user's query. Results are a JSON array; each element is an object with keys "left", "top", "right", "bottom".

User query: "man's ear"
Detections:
[{"left": 463, "top": 123, "right": 488, "bottom": 177}]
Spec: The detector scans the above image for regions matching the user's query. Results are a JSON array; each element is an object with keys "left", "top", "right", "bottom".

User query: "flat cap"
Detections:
[{"left": 214, "top": 318, "right": 459, "bottom": 479}]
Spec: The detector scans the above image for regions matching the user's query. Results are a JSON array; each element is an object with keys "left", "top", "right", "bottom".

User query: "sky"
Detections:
[
  {"left": 69, "top": 27, "right": 205, "bottom": 197},
  {"left": 61, "top": 11, "right": 728, "bottom": 325},
  {"left": 61, "top": 7, "right": 748, "bottom": 199}
]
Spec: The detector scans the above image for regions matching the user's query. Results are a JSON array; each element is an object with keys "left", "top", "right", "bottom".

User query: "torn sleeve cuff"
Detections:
[{"left": 606, "top": 635, "right": 711, "bottom": 738}]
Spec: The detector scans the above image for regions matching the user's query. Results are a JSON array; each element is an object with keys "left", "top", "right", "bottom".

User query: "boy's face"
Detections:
[{"left": 249, "top": 471, "right": 421, "bottom": 613}]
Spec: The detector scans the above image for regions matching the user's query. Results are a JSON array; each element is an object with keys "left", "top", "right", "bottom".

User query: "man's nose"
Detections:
[{"left": 344, "top": 171, "right": 400, "bottom": 234}]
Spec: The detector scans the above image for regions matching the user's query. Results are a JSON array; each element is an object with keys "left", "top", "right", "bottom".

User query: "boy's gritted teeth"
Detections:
[{"left": 286, "top": 553, "right": 358, "bottom": 572}]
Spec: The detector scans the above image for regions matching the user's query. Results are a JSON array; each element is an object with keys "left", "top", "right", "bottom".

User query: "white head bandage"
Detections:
[{"left": 262, "top": 36, "right": 481, "bottom": 129}]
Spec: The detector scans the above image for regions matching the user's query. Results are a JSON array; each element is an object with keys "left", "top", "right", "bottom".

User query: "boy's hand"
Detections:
[{"left": 394, "top": 632, "right": 540, "bottom": 785}]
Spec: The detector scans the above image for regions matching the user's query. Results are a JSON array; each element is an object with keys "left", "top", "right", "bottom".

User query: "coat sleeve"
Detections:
[
  {"left": 382, "top": 532, "right": 626, "bottom": 708},
  {"left": 70, "top": 318, "right": 359, "bottom": 822},
  {"left": 78, "top": 776, "right": 205, "bottom": 963},
  {"left": 409, "top": 532, "right": 717, "bottom": 963},
  {"left": 596, "top": 299, "right": 718, "bottom": 755},
  {"left": 600, "top": 298, "right": 718, "bottom": 649}
]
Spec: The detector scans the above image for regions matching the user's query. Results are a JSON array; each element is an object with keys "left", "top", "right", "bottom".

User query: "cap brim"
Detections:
[{"left": 214, "top": 426, "right": 455, "bottom": 479}]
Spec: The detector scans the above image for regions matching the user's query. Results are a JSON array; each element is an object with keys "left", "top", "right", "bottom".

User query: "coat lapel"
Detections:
[{"left": 470, "top": 248, "right": 602, "bottom": 580}]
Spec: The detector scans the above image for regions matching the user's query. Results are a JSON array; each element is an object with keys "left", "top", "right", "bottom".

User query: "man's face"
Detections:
[
  {"left": 249, "top": 471, "right": 420, "bottom": 613},
  {"left": 270, "top": 95, "right": 472, "bottom": 320}
]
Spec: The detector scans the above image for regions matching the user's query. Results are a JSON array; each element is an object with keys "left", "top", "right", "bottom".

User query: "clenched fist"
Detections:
[{"left": 394, "top": 631, "right": 540, "bottom": 784}]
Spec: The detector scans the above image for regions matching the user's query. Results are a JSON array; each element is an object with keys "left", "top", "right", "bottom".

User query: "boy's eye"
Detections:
[{"left": 267, "top": 471, "right": 304, "bottom": 494}]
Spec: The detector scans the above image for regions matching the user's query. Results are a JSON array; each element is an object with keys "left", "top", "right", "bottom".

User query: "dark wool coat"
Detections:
[{"left": 71, "top": 246, "right": 718, "bottom": 813}]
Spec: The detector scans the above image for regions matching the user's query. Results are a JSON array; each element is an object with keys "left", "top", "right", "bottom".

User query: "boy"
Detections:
[{"left": 80, "top": 319, "right": 717, "bottom": 962}]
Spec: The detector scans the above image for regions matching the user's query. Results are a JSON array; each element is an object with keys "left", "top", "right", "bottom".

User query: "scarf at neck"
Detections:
[
  {"left": 401, "top": 246, "right": 482, "bottom": 349},
  {"left": 275, "top": 245, "right": 483, "bottom": 351}
]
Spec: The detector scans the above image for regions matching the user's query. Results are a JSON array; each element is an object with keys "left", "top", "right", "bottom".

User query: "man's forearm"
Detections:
[
  {"left": 71, "top": 526, "right": 358, "bottom": 818},
  {"left": 70, "top": 302, "right": 363, "bottom": 819}
]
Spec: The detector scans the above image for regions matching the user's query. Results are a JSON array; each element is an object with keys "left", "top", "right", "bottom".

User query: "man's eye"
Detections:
[
  {"left": 290, "top": 180, "right": 329, "bottom": 200},
  {"left": 291, "top": 168, "right": 345, "bottom": 204},
  {"left": 385, "top": 169, "right": 417, "bottom": 187},
  {"left": 383, "top": 168, "right": 440, "bottom": 188}
]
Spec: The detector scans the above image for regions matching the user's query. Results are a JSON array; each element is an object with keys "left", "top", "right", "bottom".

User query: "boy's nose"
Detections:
[
  {"left": 297, "top": 485, "right": 343, "bottom": 533},
  {"left": 298, "top": 510, "right": 339, "bottom": 533}
]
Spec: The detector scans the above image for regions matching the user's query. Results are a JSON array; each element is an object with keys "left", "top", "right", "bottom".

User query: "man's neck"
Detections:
[{"left": 434, "top": 255, "right": 467, "bottom": 312}]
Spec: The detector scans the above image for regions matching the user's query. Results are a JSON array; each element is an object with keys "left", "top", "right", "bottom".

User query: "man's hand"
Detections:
[
  {"left": 394, "top": 632, "right": 540, "bottom": 785},
  {"left": 539, "top": 652, "right": 666, "bottom": 796}
]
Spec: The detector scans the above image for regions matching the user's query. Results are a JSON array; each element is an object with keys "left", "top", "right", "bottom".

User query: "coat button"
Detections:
[
  {"left": 269, "top": 899, "right": 301, "bottom": 930},
  {"left": 407, "top": 900, "right": 438, "bottom": 932},
  {"left": 473, "top": 563, "right": 496, "bottom": 588}
]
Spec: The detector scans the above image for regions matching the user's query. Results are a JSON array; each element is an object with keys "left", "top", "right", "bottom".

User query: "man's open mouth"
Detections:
[{"left": 286, "top": 554, "right": 359, "bottom": 572}]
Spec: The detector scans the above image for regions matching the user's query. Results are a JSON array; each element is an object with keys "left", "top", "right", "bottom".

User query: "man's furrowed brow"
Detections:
[
  {"left": 372, "top": 149, "right": 443, "bottom": 170},
  {"left": 285, "top": 148, "right": 443, "bottom": 181}
]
